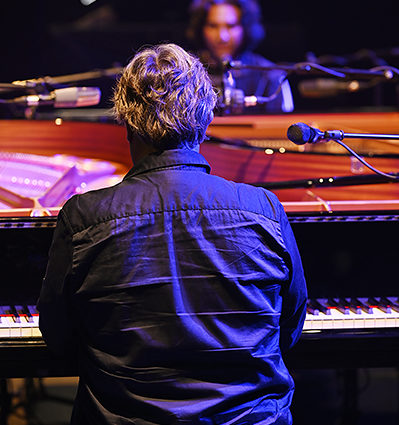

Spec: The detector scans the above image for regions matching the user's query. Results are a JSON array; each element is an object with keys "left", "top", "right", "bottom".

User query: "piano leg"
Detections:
[
  {"left": 340, "top": 369, "right": 359, "bottom": 425},
  {"left": 0, "top": 379, "right": 11, "bottom": 425}
]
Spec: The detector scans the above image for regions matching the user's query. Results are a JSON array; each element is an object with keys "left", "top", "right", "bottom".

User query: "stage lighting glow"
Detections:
[{"left": 80, "top": 0, "right": 97, "bottom": 5}]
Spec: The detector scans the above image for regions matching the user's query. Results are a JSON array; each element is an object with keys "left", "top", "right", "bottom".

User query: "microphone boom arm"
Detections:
[
  {"left": 227, "top": 61, "right": 398, "bottom": 81},
  {"left": 338, "top": 132, "right": 399, "bottom": 140}
]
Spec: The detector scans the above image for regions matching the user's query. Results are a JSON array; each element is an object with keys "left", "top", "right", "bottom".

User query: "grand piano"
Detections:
[{"left": 0, "top": 112, "right": 398, "bottom": 378}]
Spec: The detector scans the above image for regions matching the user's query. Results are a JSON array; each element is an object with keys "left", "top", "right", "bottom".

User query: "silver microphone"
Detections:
[
  {"left": 8, "top": 86, "right": 101, "bottom": 108},
  {"left": 298, "top": 78, "right": 365, "bottom": 98}
]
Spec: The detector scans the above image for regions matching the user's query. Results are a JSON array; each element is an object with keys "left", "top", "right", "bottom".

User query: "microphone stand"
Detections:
[
  {"left": 220, "top": 60, "right": 398, "bottom": 114},
  {"left": 226, "top": 61, "right": 399, "bottom": 82},
  {"left": 11, "top": 66, "right": 122, "bottom": 88},
  {"left": 333, "top": 131, "right": 399, "bottom": 140},
  {"left": 209, "top": 129, "right": 399, "bottom": 189},
  {"left": 1, "top": 68, "right": 113, "bottom": 119},
  {"left": 314, "top": 131, "right": 399, "bottom": 181}
]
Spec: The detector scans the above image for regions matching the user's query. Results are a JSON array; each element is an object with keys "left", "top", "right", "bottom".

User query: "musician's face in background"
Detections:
[{"left": 203, "top": 4, "right": 244, "bottom": 62}]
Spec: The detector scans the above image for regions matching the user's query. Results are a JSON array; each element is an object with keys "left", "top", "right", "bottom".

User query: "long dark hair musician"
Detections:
[{"left": 186, "top": 0, "right": 266, "bottom": 56}]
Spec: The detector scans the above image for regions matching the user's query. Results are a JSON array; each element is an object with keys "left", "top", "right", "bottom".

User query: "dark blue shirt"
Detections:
[{"left": 38, "top": 148, "right": 307, "bottom": 425}]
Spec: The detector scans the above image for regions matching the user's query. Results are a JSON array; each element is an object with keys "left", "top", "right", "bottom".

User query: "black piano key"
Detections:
[
  {"left": 327, "top": 298, "right": 350, "bottom": 315},
  {"left": 368, "top": 297, "right": 392, "bottom": 314},
  {"left": 15, "top": 305, "right": 34, "bottom": 323},
  {"left": 349, "top": 297, "right": 373, "bottom": 314},
  {"left": 3, "top": 305, "right": 21, "bottom": 323},
  {"left": 307, "top": 304, "right": 319, "bottom": 315},
  {"left": 380, "top": 297, "right": 399, "bottom": 313},
  {"left": 27, "top": 305, "right": 39, "bottom": 316},
  {"left": 308, "top": 299, "right": 330, "bottom": 315},
  {"left": 348, "top": 298, "right": 362, "bottom": 315}
]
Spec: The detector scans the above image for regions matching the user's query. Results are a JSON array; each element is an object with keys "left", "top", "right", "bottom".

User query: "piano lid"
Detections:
[
  {"left": 0, "top": 112, "right": 399, "bottom": 217},
  {"left": 0, "top": 119, "right": 131, "bottom": 217},
  {"left": 203, "top": 111, "right": 399, "bottom": 207}
]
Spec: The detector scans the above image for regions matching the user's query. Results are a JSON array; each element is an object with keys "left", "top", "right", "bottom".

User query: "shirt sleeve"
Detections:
[
  {"left": 278, "top": 205, "right": 308, "bottom": 352},
  {"left": 36, "top": 209, "right": 78, "bottom": 357}
]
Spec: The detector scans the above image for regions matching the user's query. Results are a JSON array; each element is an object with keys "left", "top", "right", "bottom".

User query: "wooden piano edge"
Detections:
[
  {"left": 1, "top": 199, "right": 399, "bottom": 219},
  {"left": 287, "top": 328, "right": 399, "bottom": 370},
  {"left": 282, "top": 199, "right": 399, "bottom": 213},
  {"left": 0, "top": 338, "right": 77, "bottom": 379}
]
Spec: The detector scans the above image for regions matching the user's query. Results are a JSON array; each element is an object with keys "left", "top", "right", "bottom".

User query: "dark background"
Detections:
[{"left": 1, "top": 0, "right": 399, "bottom": 112}]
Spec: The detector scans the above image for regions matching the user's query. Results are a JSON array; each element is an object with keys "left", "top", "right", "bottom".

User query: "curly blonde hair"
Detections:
[{"left": 113, "top": 43, "right": 217, "bottom": 149}]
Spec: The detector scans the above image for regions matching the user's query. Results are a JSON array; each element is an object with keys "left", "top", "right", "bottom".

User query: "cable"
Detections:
[{"left": 333, "top": 139, "right": 399, "bottom": 180}]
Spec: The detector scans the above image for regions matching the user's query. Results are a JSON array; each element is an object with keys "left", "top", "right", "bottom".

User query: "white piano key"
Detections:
[
  {"left": 305, "top": 299, "right": 399, "bottom": 330},
  {"left": 0, "top": 318, "right": 10, "bottom": 338},
  {"left": 0, "top": 305, "right": 42, "bottom": 339},
  {"left": 2, "top": 315, "right": 21, "bottom": 337}
]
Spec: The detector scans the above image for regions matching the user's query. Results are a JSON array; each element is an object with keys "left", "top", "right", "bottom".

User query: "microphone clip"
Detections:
[
  {"left": 308, "top": 127, "right": 345, "bottom": 144},
  {"left": 322, "top": 129, "right": 345, "bottom": 142},
  {"left": 221, "top": 68, "right": 245, "bottom": 115}
]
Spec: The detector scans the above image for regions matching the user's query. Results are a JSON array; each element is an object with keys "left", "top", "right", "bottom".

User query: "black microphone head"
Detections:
[{"left": 287, "top": 122, "right": 314, "bottom": 145}]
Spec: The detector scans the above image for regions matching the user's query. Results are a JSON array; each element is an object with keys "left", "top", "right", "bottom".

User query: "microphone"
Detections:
[
  {"left": 287, "top": 122, "right": 344, "bottom": 145},
  {"left": 287, "top": 123, "right": 399, "bottom": 181},
  {"left": 298, "top": 78, "right": 366, "bottom": 98},
  {"left": 243, "top": 95, "right": 267, "bottom": 106},
  {"left": 222, "top": 59, "right": 244, "bottom": 114},
  {"left": 222, "top": 90, "right": 273, "bottom": 114},
  {"left": 7, "top": 86, "right": 101, "bottom": 108},
  {"left": 243, "top": 95, "right": 276, "bottom": 106}
]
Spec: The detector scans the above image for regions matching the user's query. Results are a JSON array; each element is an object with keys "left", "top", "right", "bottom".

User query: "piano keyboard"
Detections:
[
  {"left": 304, "top": 297, "right": 399, "bottom": 331},
  {"left": 1, "top": 297, "right": 399, "bottom": 339},
  {"left": 0, "top": 305, "right": 41, "bottom": 338}
]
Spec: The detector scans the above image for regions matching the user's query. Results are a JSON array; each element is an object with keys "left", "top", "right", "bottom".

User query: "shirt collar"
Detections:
[{"left": 123, "top": 148, "right": 211, "bottom": 180}]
